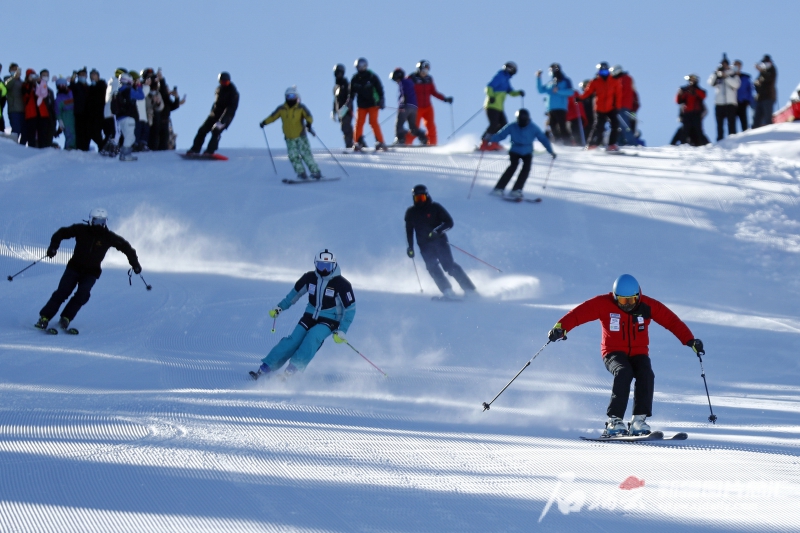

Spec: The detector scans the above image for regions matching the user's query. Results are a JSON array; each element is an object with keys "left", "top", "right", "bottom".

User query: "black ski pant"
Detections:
[
  {"left": 548, "top": 109, "right": 568, "bottom": 143},
  {"left": 88, "top": 114, "right": 105, "bottom": 150},
  {"left": 569, "top": 119, "right": 585, "bottom": 146},
  {"left": 680, "top": 112, "right": 707, "bottom": 146},
  {"left": 483, "top": 108, "right": 507, "bottom": 137},
  {"left": 588, "top": 110, "right": 618, "bottom": 147},
  {"left": 603, "top": 352, "right": 655, "bottom": 418},
  {"left": 191, "top": 115, "right": 224, "bottom": 154},
  {"left": 736, "top": 102, "right": 750, "bottom": 132},
  {"left": 752, "top": 99, "right": 774, "bottom": 128},
  {"left": 395, "top": 106, "right": 425, "bottom": 143},
  {"left": 340, "top": 110, "right": 354, "bottom": 148},
  {"left": 24, "top": 117, "right": 53, "bottom": 148},
  {"left": 40, "top": 268, "right": 98, "bottom": 322},
  {"left": 419, "top": 238, "right": 476, "bottom": 294},
  {"left": 74, "top": 112, "right": 90, "bottom": 151},
  {"left": 495, "top": 152, "right": 532, "bottom": 191},
  {"left": 715, "top": 104, "right": 737, "bottom": 140}
]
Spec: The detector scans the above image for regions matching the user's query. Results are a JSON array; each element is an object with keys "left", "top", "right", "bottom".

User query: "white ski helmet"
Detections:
[
  {"left": 314, "top": 249, "right": 337, "bottom": 275},
  {"left": 119, "top": 72, "right": 133, "bottom": 85},
  {"left": 285, "top": 86, "right": 299, "bottom": 100},
  {"left": 89, "top": 207, "right": 108, "bottom": 227}
]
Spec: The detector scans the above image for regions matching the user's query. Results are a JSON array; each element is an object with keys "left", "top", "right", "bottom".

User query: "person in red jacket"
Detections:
[
  {"left": 674, "top": 74, "right": 709, "bottom": 146},
  {"left": 22, "top": 68, "right": 55, "bottom": 148},
  {"left": 405, "top": 60, "right": 452, "bottom": 146},
  {"left": 610, "top": 65, "right": 638, "bottom": 146},
  {"left": 547, "top": 274, "right": 704, "bottom": 437},
  {"left": 577, "top": 61, "right": 622, "bottom": 151},
  {"left": 565, "top": 94, "right": 586, "bottom": 146}
]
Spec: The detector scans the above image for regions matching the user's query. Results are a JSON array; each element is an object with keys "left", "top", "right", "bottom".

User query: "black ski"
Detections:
[
  {"left": 502, "top": 196, "right": 542, "bottom": 204},
  {"left": 580, "top": 431, "right": 688, "bottom": 442},
  {"left": 282, "top": 177, "right": 341, "bottom": 184},
  {"left": 431, "top": 296, "right": 463, "bottom": 302},
  {"left": 35, "top": 324, "right": 58, "bottom": 335}
]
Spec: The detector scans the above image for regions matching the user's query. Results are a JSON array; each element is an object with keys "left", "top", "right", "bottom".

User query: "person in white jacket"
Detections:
[
  {"left": 707, "top": 55, "right": 740, "bottom": 141},
  {"left": 130, "top": 70, "right": 151, "bottom": 151},
  {"left": 101, "top": 68, "right": 125, "bottom": 155}
]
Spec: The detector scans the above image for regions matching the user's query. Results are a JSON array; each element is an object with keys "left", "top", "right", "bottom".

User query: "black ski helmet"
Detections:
[
  {"left": 218, "top": 71, "right": 231, "bottom": 83},
  {"left": 417, "top": 60, "right": 430, "bottom": 71},
  {"left": 412, "top": 184, "right": 430, "bottom": 205},
  {"left": 515, "top": 108, "right": 531, "bottom": 128},
  {"left": 390, "top": 68, "right": 405, "bottom": 82},
  {"left": 549, "top": 63, "right": 561, "bottom": 74},
  {"left": 503, "top": 61, "right": 518, "bottom": 76},
  {"left": 334, "top": 63, "right": 346, "bottom": 77},
  {"left": 355, "top": 57, "right": 368, "bottom": 71}
]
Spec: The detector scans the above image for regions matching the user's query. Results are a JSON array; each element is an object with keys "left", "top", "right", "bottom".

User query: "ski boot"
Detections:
[
  {"left": 119, "top": 146, "right": 138, "bottom": 162},
  {"left": 100, "top": 140, "right": 117, "bottom": 157},
  {"left": 418, "top": 133, "right": 429, "bottom": 145},
  {"left": 489, "top": 188, "right": 504, "bottom": 197},
  {"left": 442, "top": 288, "right": 459, "bottom": 300},
  {"left": 249, "top": 363, "right": 271, "bottom": 380},
  {"left": 34, "top": 316, "right": 49, "bottom": 330},
  {"left": 507, "top": 190, "right": 524, "bottom": 200},
  {"left": 605, "top": 144, "right": 620, "bottom": 152},
  {"left": 603, "top": 416, "right": 628, "bottom": 437},
  {"left": 310, "top": 171, "right": 322, "bottom": 180},
  {"left": 297, "top": 172, "right": 309, "bottom": 180},
  {"left": 628, "top": 414, "right": 651, "bottom": 436},
  {"left": 353, "top": 136, "right": 368, "bottom": 152},
  {"left": 584, "top": 145, "right": 598, "bottom": 151},
  {"left": 59, "top": 317, "right": 79, "bottom": 335},
  {"left": 375, "top": 142, "right": 388, "bottom": 152},
  {"left": 282, "top": 363, "right": 299, "bottom": 380}
]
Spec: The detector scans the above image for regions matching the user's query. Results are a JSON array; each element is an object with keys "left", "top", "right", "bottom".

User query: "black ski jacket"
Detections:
[
  {"left": 207, "top": 82, "right": 239, "bottom": 126},
  {"left": 49, "top": 224, "right": 140, "bottom": 278},
  {"left": 405, "top": 200, "right": 454, "bottom": 249},
  {"left": 333, "top": 75, "right": 351, "bottom": 114},
  {"left": 86, "top": 80, "right": 107, "bottom": 121},
  {"left": 350, "top": 70, "right": 384, "bottom": 109}
]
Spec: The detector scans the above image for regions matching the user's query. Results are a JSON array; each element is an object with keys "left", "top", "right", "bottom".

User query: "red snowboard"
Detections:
[{"left": 179, "top": 152, "right": 228, "bottom": 161}]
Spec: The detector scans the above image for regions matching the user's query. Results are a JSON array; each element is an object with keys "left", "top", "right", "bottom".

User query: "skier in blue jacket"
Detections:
[
  {"left": 536, "top": 63, "right": 574, "bottom": 143},
  {"left": 481, "top": 62, "right": 524, "bottom": 150},
  {"left": 250, "top": 249, "right": 356, "bottom": 380},
  {"left": 733, "top": 59, "right": 755, "bottom": 132},
  {"left": 484, "top": 108, "right": 556, "bottom": 199}
]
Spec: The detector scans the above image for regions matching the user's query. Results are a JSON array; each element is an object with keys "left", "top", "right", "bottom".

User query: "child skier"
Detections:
[
  {"left": 35, "top": 209, "right": 142, "bottom": 335},
  {"left": 484, "top": 108, "right": 556, "bottom": 199},
  {"left": 547, "top": 274, "right": 704, "bottom": 437},
  {"left": 250, "top": 249, "right": 356, "bottom": 379},
  {"left": 260, "top": 86, "right": 322, "bottom": 180},
  {"left": 54, "top": 77, "right": 76, "bottom": 150}
]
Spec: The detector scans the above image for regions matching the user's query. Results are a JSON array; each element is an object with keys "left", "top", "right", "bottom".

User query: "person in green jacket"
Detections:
[
  {"left": 481, "top": 62, "right": 524, "bottom": 151},
  {"left": 260, "top": 86, "right": 322, "bottom": 180}
]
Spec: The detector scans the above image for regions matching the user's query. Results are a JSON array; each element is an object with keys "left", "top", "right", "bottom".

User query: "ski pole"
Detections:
[
  {"left": 542, "top": 156, "right": 555, "bottom": 190},
  {"left": 467, "top": 149, "right": 485, "bottom": 199},
  {"left": 449, "top": 102, "right": 455, "bottom": 137},
  {"left": 411, "top": 256, "right": 423, "bottom": 293},
  {"left": 128, "top": 269, "right": 152, "bottom": 290},
  {"left": 483, "top": 340, "right": 551, "bottom": 411},
  {"left": 7, "top": 254, "right": 48, "bottom": 281},
  {"left": 344, "top": 340, "right": 388, "bottom": 377},
  {"left": 449, "top": 242, "right": 502, "bottom": 272},
  {"left": 696, "top": 350, "right": 717, "bottom": 424},
  {"left": 446, "top": 105, "right": 484, "bottom": 141},
  {"left": 380, "top": 110, "right": 397, "bottom": 126},
  {"left": 312, "top": 132, "right": 351, "bottom": 178},
  {"left": 261, "top": 127, "right": 277, "bottom": 175},
  {"left": 271, "top": 317, "right": 276, "bottom": 333}
]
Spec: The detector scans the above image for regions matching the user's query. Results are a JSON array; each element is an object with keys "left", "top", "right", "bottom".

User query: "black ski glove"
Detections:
[
  {"left": 407, "top": 247, "right": 415, "bottom": 258},
  {"left": 445, "top": 96, "right": 453, "bottom": 103},
  {"left": 132, "top": 263, "right": 142, "bottom": 275},
  {"left": 518, "top": 90, "right": 526, "bottom": 97},
  {"left": 306, "top": 125, "right": 316, "bottom": 136},
  {"left": 378, "top": 99, "right": 385, "bottom": 109},
  {"left": 687, "top": 339, "right": 704, "bottom": 355},
  {"left": 46, "top": 246, "right": 57, "bottom": 258},
  {"left": 548, "top": 323, "right": 566, "bottom": 342},
  {"left": 550, "top": 152, "right": 557, "bottom": 159}
]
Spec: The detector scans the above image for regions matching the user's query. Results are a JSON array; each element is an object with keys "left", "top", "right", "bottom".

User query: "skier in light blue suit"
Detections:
[
  {"left": 484, "top": 108, "right": 556, "bottom": 199},
  {"left": 536, "top": 63, "right": 574, "bottom": 143},
  {"left": 249, "top": 249, "right": 356, "bottom": 379}
]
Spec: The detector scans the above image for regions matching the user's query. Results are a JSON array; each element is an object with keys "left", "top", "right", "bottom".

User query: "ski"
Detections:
[
  {"left": 580, "top": 431, "right": 688, "bottom": 442},
  {"left": 179, "top": 152, "right": 229, "bottom": 161},
  {"left": 598, "top": 150, "right": 639, "bottom": 157},
  {"left": 62, "top": 327, "right": 79, "bottom": 335},
  {"left": 502, "top": 197, "right": 542, "bottom": 204},
  {"left": 282, "top": 177, "right": 341, "bottom": 185},
  {"left": 35, "top": 324, "right": 58, "bottom": 335},
  {"left": 431, "top": 296, "right": 463, "bottom": 302}
]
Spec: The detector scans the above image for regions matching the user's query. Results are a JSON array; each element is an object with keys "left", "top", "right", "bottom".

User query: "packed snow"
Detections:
[{"left": 1, "top": 127, "right": 799, "bottom": 532}]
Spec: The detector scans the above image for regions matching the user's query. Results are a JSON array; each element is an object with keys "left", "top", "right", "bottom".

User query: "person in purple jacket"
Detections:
[{"left": 390, "top": 68, "right": 427, "bottom": 145}]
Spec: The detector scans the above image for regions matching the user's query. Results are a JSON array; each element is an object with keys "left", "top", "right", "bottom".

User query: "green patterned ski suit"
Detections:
[{"left": 287, "top": 135, "right": 320, "bottom": 176}]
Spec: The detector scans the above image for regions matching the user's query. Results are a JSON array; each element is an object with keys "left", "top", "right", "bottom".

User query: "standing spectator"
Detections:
[
  {"left": 101, "top": 68, "right": 126, "bottom": 156},
  {"left": 4, "top": 64, "right": 25, "bottom": 141},
  {"left": 0, "top": 63, "right": 6, "bottom": 132},
  {"left": 188, "top": 72, "right": 238, "bottom": 155},
  {"left": 578, "top": 62, "right": 622, "bottom": 151},
  {"left": 733, "top": 60, "right": 754, "bottom": 132},
  {"left": 54, "top": 78, "right": 76, "bottom": 150},
  {"left": 350, "top": 57, "right": 386, "bottom": 151},
  {"left": 114, "top": 73, "right": 148, "bottom": 161},
  {"left": 390, "top": 68, "right": 427, "bottom": 145},
  {"left": 130, "top": 70, "right": 151, "bottom": 152},
  {"left": 147, "top": 79, "right": 164, "bottom": 151},
  {"left": 674, "top": 74, "right": 708, "bottom": 147},
  {"left": 22, "top": 69, "right": 55, "bottom": 148},
  {"left": 70, "top": 67, "right": 90, "bottom": 150},
  {"left": 753, "top": 55, "right": 777, "bottom": 128},
  {"left": 566, "top": 93, "right": 586, "bottom": 146},
  {"left": 707, "top": 55, "right": 740, "bottom": 140},
  {"left": 481, "top": 61, "right": 524, "bottom": 151},
  {"left": 86, "top": 69, "right": 107, "bottom": 150},
  {"left": 406, "top": 60, "right": 452, "bottom": 146},
  {"left": 578, "top": 79, "right": 595, "bottom": 139},
  {"left": 536, "top": 63, "right": 574, "bottom": 144},
  {"left": 610, "top": 65, "right": 639, "bottom": 146},
  {"left": 154, "top": 70, "right": 183, "bottom": 151},
  {"left": 332, "top": 64, "right": 354, "bottom": 148}
]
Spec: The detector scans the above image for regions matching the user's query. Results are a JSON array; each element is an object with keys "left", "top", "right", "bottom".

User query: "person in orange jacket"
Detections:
[
  {"left": 405, "top": 60, "right": 452, "bottom": 146},
  {"left": 577, "top": 62, "right": 622, "bottom": 151}
]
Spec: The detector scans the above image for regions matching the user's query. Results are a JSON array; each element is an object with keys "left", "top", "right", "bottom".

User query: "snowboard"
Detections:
[
  {"left": 282, "top": 177, "right": 341, "bottom": 185},
  {"left": 502, "top": 196, "right": 542, "bottom": 204},
  {"left": 580, "top": 431, "right": 688, "bottom": 443},
  {"left": 179, "top": 152, "right": 229, "bottom": 161}
]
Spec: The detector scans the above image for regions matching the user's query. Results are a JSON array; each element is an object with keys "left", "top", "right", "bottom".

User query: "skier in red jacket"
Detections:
[
  {"left": 547, "top": 274, "right": 704, "bottom": 437},
  {"left": 405, "top": 60, "right": 452, "bottom": 146}
]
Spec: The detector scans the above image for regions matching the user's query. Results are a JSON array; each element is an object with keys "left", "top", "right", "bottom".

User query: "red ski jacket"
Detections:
[
  {"left": 566, "top": 94, "right": 586, "bottom": 125},
  {"left": 556, "top": 293, "right": 694, "bottom": 358},
  {"left": 578, "top": 76, "right": 622, "bottom": 113},
  {"left": 676, "top": 86, "right": 706, "bottom": 113},
  {"left": 617, "top": 73, "right": 636, "bottom": 110},
  {"left": 410, "top": 73, "right": 445, "bottom": 108}
]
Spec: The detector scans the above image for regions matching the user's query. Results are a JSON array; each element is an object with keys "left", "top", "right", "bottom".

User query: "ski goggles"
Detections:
[
  {"left": 315, "top": 260, "right": 335, "bottom": 274},
  {"left": 615, "top": 294, "right": 640, "bottom": 306},
  {"left": 598, "top": 69, "right": 610, "bottom": 76},
  {"left": 285, "top": 93, "right": 298, "bottom": 100},
  {"left": 90, "top": 217, "right": 107, "bottom": 227},
  {"left": 413, "top": 193, "right": 428, "bottom": 203}
]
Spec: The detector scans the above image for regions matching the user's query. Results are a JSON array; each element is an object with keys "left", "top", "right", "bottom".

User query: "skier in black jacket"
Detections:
[
  {"left": 350, "top": 58, "right": 386, "bottom": 151},
  {"left": 332, "top": 63, "right": 354, "bottom": 148},
  {"left": 34, "top": 208, "right": 142, "bottom": 334},
  {"left": 188, "top": 71, "right": 239, "bottom": 155},
  {"left": 405, "top": 185, "right": 477, "bottom": 299}
]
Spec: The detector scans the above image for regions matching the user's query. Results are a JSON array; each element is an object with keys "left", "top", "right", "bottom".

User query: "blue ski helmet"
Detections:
[{"left": 612, "top": 274, "right": 640, "bottom": 311}]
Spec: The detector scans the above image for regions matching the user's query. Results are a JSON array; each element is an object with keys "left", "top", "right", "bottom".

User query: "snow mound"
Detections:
[{"left": 717, "top": 123, "right": 800, "bottom": 160}]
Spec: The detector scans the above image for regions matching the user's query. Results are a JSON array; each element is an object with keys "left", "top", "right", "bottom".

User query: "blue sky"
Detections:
[{"left": 5, "top": 0, "right": 797, "bottom": 149}]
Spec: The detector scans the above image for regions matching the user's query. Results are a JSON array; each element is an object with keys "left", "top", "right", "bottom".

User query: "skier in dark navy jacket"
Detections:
[{"left": 250, "top": 249, "right": 356, "bottom": 379}]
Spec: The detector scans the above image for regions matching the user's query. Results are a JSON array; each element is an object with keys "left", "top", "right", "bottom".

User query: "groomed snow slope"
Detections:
[{"left": 1, "top": 131, "right": 799, "bottom": 532}]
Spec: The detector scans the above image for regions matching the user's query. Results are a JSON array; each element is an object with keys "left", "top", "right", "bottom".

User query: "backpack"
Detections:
[{"left": 110, "top": 90, "right": 121, "bottom": 115}]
